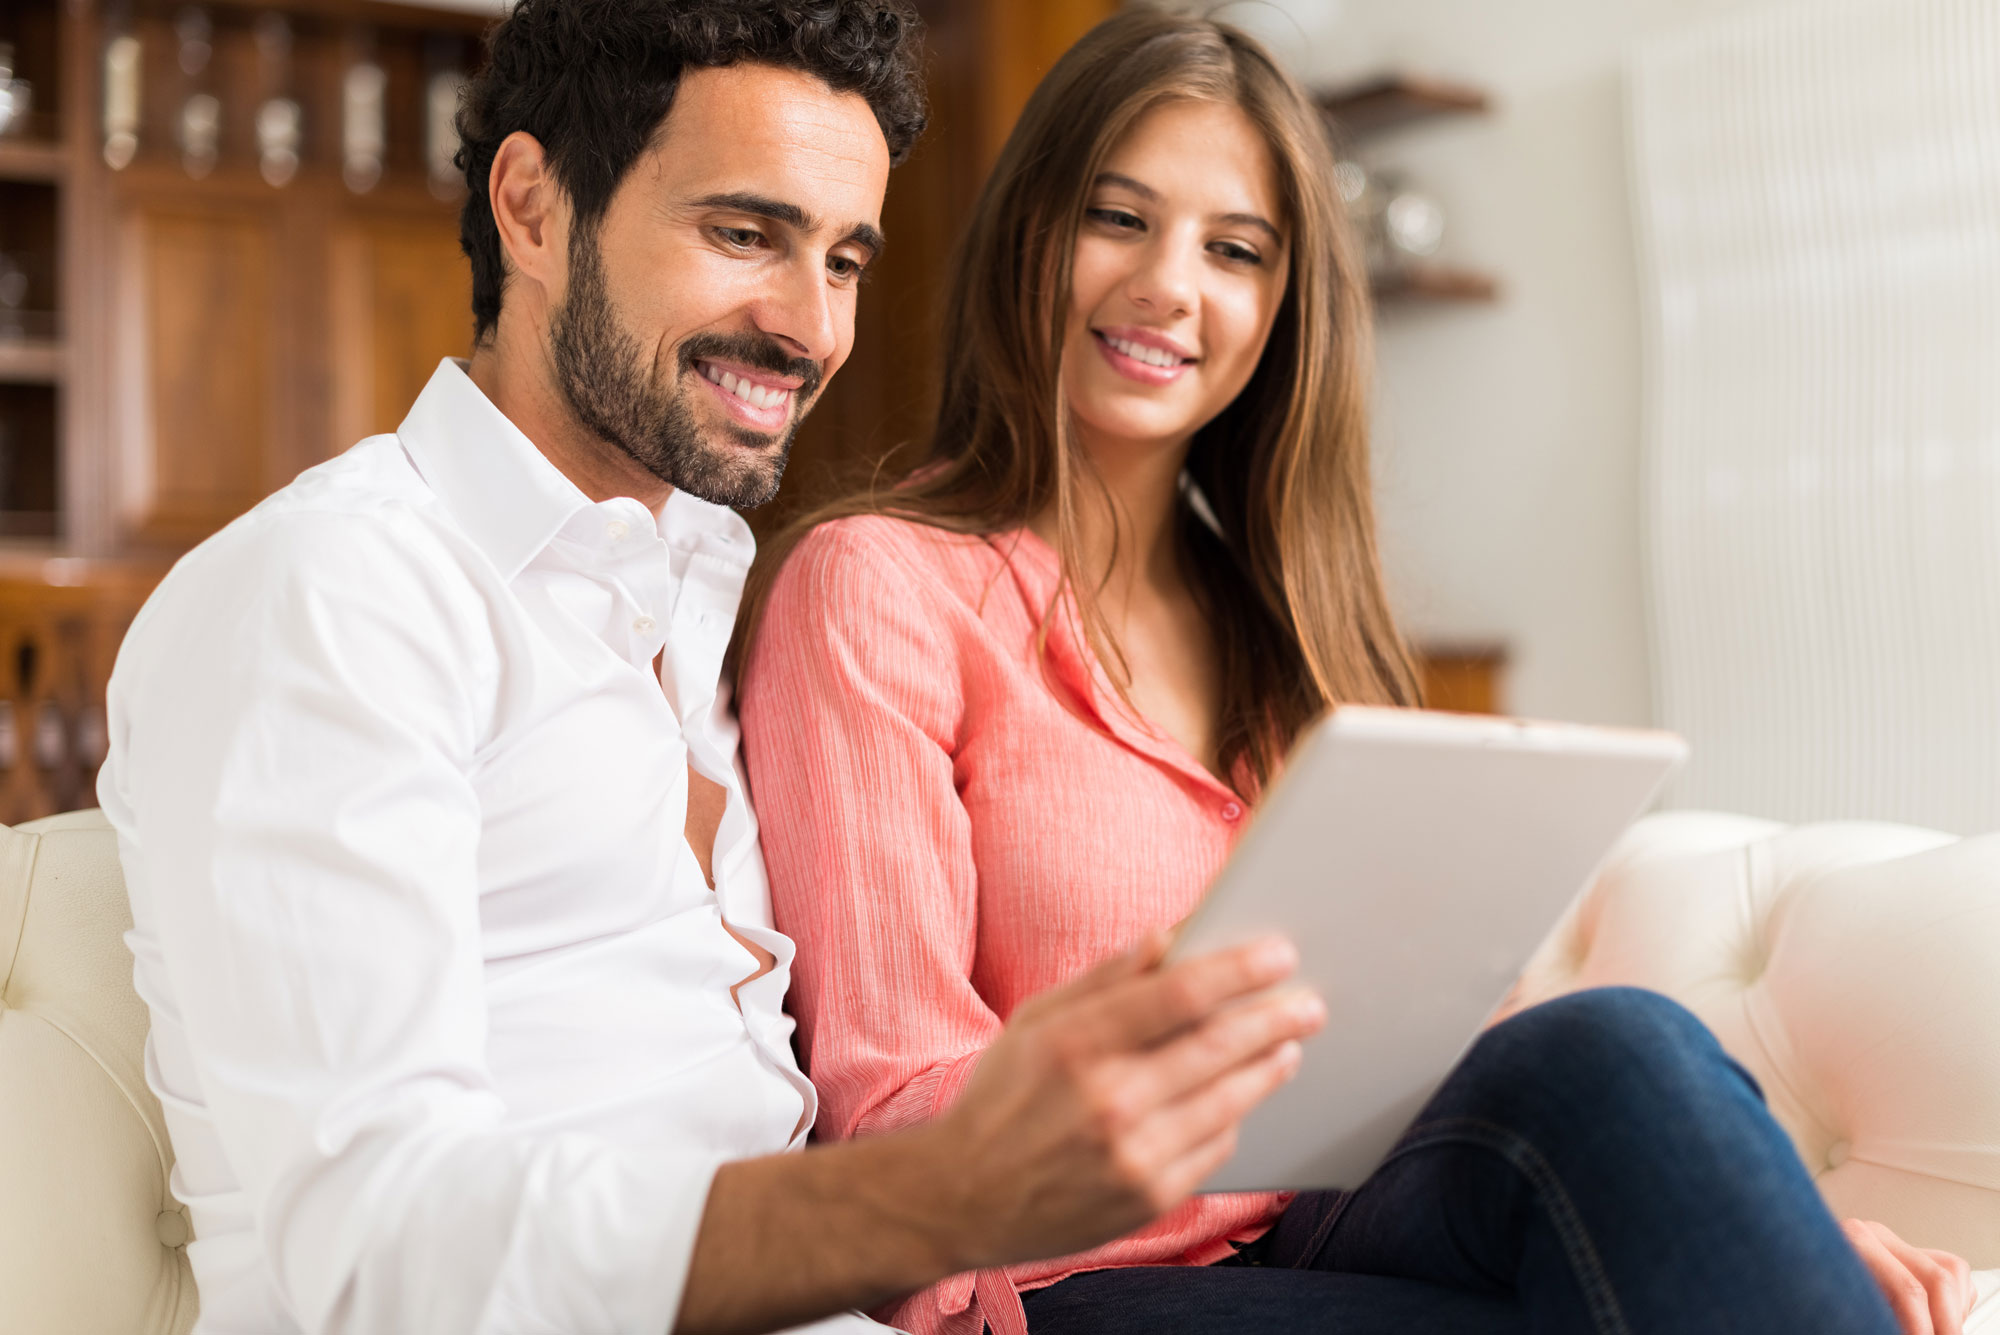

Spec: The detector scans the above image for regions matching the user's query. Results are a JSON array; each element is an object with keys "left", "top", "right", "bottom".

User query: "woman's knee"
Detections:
[{"left": 1451, "top": 987, "right": 1758, "bottom": 1122}]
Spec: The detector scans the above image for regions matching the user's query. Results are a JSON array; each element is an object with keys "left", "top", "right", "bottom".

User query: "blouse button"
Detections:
[
  {"left": 1221, "top": 801, "right": 1244, "bottom": 822},
  {"left": 632, "top": 615, "right": 658, "bottom": 636}
]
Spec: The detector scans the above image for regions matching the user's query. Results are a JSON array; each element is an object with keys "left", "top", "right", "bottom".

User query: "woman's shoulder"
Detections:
[{"left": 776, "top": 512, "right": 1007, "bottom": 605}]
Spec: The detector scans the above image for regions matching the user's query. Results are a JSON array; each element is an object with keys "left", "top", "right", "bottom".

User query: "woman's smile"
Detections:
[{"left": 1091, "top": 325, "right": 1198, "bottom": 385}]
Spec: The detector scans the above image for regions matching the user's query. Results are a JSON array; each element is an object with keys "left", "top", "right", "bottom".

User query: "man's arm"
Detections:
[
  {"left": 108, "top": 513, "right": 722, "bottom": 1335},
  {"left": 677, "top": 932, "right": 1322, "bottom": 1334}
]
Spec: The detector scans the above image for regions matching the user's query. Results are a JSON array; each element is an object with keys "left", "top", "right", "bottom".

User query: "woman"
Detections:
[{"left": 735, "top": 9, "right": 1972, "bottom": 1335}]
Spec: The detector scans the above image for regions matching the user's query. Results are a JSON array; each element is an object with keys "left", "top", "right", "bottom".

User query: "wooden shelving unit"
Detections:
[
  {"left": 0, "top": 340, "right": 63, "bottom": 383},
  {"left": 1416, "top": 640, "right": 1509, "bottom": 716},
  {"left": 0, "top": 0, "right": 488, "bottom": 819},
  {"left": 1320, "top": 72, "right": 1501, "bottom": 306},
  {"left": 1320, "top": 73, "right": 1491, "bottom": 138},
  {"left": 0, "top": 140, "right": 67, "bottom": 183},
  {"left": 1372, "top": 261, "right": 1499, "bottom": 305}
]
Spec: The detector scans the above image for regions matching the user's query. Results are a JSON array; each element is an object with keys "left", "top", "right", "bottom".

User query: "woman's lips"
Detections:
[{"left": 1092, "top": 329, "right": 1193, "bottom": 386}]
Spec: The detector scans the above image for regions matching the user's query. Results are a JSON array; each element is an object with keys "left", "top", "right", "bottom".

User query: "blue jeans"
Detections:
[{"left": 1021, "top": 988, "right": 1898, "bottom": 1334}]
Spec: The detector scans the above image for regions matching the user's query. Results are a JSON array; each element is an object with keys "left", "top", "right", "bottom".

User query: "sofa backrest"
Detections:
[
  {"left": 0, "top": 808, "right": 197, "bottom": 1335},
  {"left": 1507, "top": 810, "right": 2000, "bottom": 1270}
]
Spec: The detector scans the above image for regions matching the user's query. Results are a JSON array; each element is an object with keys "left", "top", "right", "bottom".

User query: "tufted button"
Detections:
[
  {"left": 1825, "top": 1140, "right": 1850, "bottom": 1171},
  {"left": 156, "top": 1209, "right": 191, "bottom": 1248}
]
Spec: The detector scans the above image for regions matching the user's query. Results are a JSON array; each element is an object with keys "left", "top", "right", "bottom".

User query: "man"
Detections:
[{"left": 98, "top": 2, "right": 1321, "bottom": 1333}]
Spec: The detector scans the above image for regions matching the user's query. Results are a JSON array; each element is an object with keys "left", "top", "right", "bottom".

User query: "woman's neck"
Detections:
[{"left": 1032, "top": 428, "right": 1193, "bottom": 606}]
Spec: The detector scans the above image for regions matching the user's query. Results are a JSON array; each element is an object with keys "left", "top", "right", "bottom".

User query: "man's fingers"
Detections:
[
  {"left": 1122, "top": 986, "right": 1323, "bottom": 1111},
  {"left": 1845, "top": 1218, "right": 1939, "bottom": 1335},
  {"left": 1119, "top": 1038, "right": 1306, "bottom": 1202},
  {"left": 1080, "top": 935, "right": 1300, "bottom": 1051}
]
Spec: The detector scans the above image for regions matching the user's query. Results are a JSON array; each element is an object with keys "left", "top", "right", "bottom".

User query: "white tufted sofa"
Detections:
[{"left": 2, "top": 807, "right": 1996, "bottom": 1333}]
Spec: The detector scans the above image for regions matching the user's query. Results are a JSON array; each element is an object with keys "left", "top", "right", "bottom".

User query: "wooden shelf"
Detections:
[
  {"left": 1415, "top": 640, "right": 1509, "bottom": 716},
  {"left": 0, "top": 341, "right": 64, "bottom": 384},
  {"left": 0, "top": 141, "right": 67, "bottom": 184},
  {"left": 1321, "top": 73, "right": 1491, "bottom": 138},
  {"left": 1372, "top": 263, "right": 1500, "bottom": 305}
]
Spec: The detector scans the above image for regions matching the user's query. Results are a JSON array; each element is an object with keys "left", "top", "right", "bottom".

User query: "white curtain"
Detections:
[{"left": 1633, "top": 0, "right": 2000, "bottom": 832}]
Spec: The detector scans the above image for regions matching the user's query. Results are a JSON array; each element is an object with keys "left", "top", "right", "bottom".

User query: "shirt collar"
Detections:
[
  {"left": 397, "top": 359, "right": 596, "bottom": 581},
  {"left": 397, "top": 357, "right": 759, "bottom": 581}
]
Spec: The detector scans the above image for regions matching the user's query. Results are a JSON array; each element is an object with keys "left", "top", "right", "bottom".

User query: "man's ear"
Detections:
[{"left": 488, "top": 130, "right": 569, "bottom": 311}]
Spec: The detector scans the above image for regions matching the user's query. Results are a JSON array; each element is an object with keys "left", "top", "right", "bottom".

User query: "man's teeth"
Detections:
[
  {"left": 1105, "top": 334, "right": 1185, "bottom": 369},
  {"left": 699, "top": 362, "right": 793, "bottom": 411}
]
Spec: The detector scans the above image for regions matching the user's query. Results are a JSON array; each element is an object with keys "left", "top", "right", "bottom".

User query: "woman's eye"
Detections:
[
  {"left": 1212, "top": 240, "right": 1263, "bottom": 266},
  {"left": 1087, "top": 207, "right": 1144, "bottom": 232}
]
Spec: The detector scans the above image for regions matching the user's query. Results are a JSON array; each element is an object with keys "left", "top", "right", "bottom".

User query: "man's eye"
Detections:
[
  {"left": 828, "top": 255, "right": 865, "bottom": 281},
  {"left": 718, "top": 227, "right": 764, "bottom": 249},
  {"left": 1086, "top": 207, "right": 1144, "bottom": 231}
]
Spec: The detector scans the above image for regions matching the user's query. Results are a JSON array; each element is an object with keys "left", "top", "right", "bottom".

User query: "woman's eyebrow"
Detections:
[
  {"left": 1217, "top": 211, "right": 1283, "bottom": 243},
  {"left": 1094, "top": 171, "right": 1159, "bottom": 200},
  {"left": 1093, "top": 172, "right": 1282, "bottom": 243}
]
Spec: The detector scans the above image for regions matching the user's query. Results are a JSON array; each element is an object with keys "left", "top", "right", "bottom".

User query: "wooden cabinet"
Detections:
[
  {"left": 0, "top": 0, "right": 479, "bottom": 816},
  {"left": 111, "top": 193, "right": 282, "bottom": 545}
]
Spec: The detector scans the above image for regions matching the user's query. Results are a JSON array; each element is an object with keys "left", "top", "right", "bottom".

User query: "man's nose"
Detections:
[{"left": 752, "top": 256, "right": 842, "bottom": 365}]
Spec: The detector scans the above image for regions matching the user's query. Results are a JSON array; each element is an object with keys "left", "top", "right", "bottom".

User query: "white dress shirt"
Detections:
[{"left": 100, "top": 361, "right": 895, "bottom": 1335}]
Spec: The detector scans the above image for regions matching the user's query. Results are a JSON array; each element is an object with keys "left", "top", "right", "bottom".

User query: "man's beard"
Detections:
[{"left": 547, "top": 226, "right": 822, "bottom": 509}]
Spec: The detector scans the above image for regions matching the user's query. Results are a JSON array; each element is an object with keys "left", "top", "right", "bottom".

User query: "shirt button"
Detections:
[
  {"left": 1221, "top": 801, "right": 1244, "bottom": 822},
  {"left": 632, "top": 615, "right": 658, "bottom": 636},
  {"left": 605, "top": 519, "right": 630, "bottom": 542}
]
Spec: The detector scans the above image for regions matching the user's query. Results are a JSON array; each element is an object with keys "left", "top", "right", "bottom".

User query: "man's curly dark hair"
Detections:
[{"left": 456, "top": 0, "right": 928, "bottom": 343}]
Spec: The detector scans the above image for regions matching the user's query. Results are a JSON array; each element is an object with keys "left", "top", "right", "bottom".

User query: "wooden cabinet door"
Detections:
[
  {"left": 327, "top": 215, "right": 474, "bottom": 459},
  {"left": 109, "top": 198, "right": 285, "bottom": 548}
]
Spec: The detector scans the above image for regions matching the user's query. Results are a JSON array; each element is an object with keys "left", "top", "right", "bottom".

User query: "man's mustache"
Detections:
[{"left": 678, "top": 332, "right": 823, "bottom": 404}]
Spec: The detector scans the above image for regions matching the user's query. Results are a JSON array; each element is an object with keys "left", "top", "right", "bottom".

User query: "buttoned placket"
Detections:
[{"left": 989, "top": 530, "right": 1253, "bottom": 828}]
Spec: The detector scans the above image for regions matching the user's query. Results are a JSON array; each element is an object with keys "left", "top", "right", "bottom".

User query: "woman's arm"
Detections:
[{"left": 740, "top": 520, "right": 1000, "bottom": 1138}]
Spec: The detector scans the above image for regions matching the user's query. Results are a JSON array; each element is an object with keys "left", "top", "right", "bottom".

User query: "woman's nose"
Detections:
[{"left": 1126, "top": 237, "right": 1199, "bottom": 318}]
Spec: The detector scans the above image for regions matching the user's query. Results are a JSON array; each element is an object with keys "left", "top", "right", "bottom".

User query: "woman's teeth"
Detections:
[
  {"left": 1103, "top": 334, "right": 1186, "bottom": 369},
  {"left": 699, "top": 362, "right": 791, "bottom": 411}
]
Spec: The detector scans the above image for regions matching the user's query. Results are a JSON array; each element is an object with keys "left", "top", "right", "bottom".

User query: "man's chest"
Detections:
[{"left": 466, "top": 600, "right": 736, "bottom": 962}]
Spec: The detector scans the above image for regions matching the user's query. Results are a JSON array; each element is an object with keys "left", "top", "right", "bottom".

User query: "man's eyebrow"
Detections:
[
  {"left": 841, "top": 222, "right": 887, "bottom": 261},
  {"left": 1093, "top": 172, "right": 1285, "bottom": 244},
  {"left": 690, "top": 191, "right": 885, "bottom": 261},
  {"left": 691, "top": 191, "right": 818, "bottom": 231}
]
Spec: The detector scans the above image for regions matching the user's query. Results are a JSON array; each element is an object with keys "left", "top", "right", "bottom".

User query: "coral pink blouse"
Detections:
[{"left": 739, "top": 514, "right": 1285, "bottom": 1335}]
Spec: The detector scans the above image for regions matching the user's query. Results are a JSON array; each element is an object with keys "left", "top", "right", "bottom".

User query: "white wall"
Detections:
[{"left": 1215, "top": 0, "right": 1810, "bottom": 725}]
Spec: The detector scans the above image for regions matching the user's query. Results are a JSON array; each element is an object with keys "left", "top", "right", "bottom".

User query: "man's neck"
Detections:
[{"left": 465, "top": 325, "right": 674, "bottom": 511}]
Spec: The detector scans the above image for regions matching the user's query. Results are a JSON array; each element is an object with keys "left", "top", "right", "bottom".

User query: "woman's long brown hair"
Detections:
[{"left": 734, "top": 4, "right": 1420, "bottom": 792}]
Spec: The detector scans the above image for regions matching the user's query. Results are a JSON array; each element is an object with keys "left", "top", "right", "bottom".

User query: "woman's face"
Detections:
[{"left": 1062, "top": 98, "right": 1291, "bottom": 463}]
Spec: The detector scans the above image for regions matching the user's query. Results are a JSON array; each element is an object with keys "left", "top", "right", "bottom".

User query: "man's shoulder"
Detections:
[
  {"left": 177, "top": 434, "right": 470, "bottom": 581},
  {"left": 129, "top": 434, "right": 495, "bottom": 654}
]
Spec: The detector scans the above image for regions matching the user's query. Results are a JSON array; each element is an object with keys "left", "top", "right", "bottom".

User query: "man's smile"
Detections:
[{"left": 694, "top": 357, "right": 802, "bottom": 434}]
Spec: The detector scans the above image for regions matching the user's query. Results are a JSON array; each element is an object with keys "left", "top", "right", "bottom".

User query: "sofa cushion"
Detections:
[{"left": 0, "top": 808, "right": 196, "bottom": 1335}]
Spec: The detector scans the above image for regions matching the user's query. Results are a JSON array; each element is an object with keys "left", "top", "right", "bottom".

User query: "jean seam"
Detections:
[
  {"left": 1360, "top": 1116, "right": 1635, "bottom": 1335},
  {"left": 1299, "top": 1189, "right": 1355, "bottom": 1263}
]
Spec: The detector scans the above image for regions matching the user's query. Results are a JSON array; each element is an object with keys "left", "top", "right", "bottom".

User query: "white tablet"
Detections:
[{"left": 1166, "top": 706, "right": 1686, "bottom": 1193}]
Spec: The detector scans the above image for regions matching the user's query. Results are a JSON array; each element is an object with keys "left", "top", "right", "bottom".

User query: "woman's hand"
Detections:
[{"left": 1843, "top": 1218, "right": 1976, "bottom": 1335}]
